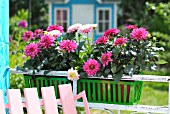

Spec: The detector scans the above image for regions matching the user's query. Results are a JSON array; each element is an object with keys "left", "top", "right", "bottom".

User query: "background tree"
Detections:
[
  {"left": 10, "top": 0, "right": 48, "bottom": 30},
  {"left": 118, "top": 0, "right": 170, "bottom": 72}
]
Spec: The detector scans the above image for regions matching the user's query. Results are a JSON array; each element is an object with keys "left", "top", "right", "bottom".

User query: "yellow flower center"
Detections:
[{"left": 69, "top": 72, "right": 76, "bottom": 78}]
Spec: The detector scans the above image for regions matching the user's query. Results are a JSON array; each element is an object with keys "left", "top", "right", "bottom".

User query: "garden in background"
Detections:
[{"left": 9, "top": 0, "right": 170, "bottom": 113}]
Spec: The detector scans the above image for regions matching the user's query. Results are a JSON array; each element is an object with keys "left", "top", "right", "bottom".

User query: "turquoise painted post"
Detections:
[{"left": 0, "top": 0, "right": 10, "bottom": 113}]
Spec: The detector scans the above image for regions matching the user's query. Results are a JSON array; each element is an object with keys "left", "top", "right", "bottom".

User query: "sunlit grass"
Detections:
[{"left": 140, "top": 82, "right": 168, "bottom": 106}]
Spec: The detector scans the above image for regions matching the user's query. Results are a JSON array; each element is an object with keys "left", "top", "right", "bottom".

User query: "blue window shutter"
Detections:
[{"left": 0, "top": 1, "right": 10, "bottom": 113}]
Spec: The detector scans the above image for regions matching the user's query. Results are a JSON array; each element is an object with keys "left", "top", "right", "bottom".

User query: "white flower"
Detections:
[
  {"left": 48, "top": 30, "right": 62, "bottom": 38},
  {"left": 67, "top": 68, "right": 80, "bottom": 81},
  {"left": 73, "top": 23, "right": 82, "bottom": 29},
  {"left": 78, "top": 24, "right": 93, "bottom": 34},
  {"left": 67, "top": 23, "right": 82, "bottom": 33},
  {"left": 91, "top": 24, "right": 97, "bottom": 28}
]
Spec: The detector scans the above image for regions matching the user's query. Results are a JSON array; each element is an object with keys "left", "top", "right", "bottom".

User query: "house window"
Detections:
[
  {"left": 97, "top": 8, "right": 111, "bottom": 34},
  {"left": 55, "top": 8, "right": 69, "bottom": 31}
]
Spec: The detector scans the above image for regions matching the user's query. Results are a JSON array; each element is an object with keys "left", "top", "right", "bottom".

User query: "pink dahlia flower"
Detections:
[
  {"left": 114, "top": 37, "right": 128, "bottom": 46},
  {"left": 104, "top": 28, "right": 120, "bottom": 37},
  {"left": 47, "top": 25, "right": 64, "bottom": 33},
  {"left": 125, "top": 25, "right": 137, "bottom": 30},
  {"left": 39, "top": 35, "right": 55, "bottom": 49},
  {"left": 83, "top": 59, "right": 100, "bottom": 76},
  {"left": 59, "top": 40, "right": 77, "bottom": 53},
  {"left": 101, "top": 52, "right": 113, "bottom": 67},
  {"left": 78, "top": 24, "right": 93, "bottom": 34},
  {"left": 67, "top": 23, "right": 82, "bottom": 33},
  {"left": 130, "top": 28, "right": 148, "bottom": 41},
  {"left": 34, "top": 29, "right": 44, "bottom": 38},
  {"left": 18, "top": 20, "right": 28, "bottom": 28},
  {"left": 96, "top": 36, "right": 109, "bottom": 45},
  {"left": 22, "top": 31, "right": 34, "bottom": 41},
  {"left": 24, "top": 43, "right": 39, "bottom": 59}
]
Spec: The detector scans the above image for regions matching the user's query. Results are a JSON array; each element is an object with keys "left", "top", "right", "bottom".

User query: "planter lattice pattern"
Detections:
[
  {"left": 24, "top": 75, "right": 70, "bottom": 98},
  {"left": 77, "top": 78, "right": 143, "bottom": 105},
  {"left": 24, "top": 75, "right": 143, "bottom": 105}
]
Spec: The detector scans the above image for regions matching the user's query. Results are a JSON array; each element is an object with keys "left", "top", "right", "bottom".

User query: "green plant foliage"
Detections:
[
  {"left": 93, "top": 28, "right": 163, "bottom": 82},
  {"left": 145, "top": 2, "right": 170, "bottom": 34},
  {"left": 145, "top": 2, "right": 170, "bottom": 72},
  {"left": 10, "top": 74, "right": 25, "bottom": 93},
  {"left": 22, "top": 25, "right": 93, "bottom": 79},
  {"left": 10, "top": 9, "right": 28, "bottom": 36},
  {"left": 10, "top": 0, "right": 48, "bottom": 30},
  {"left": 151, "top": 32, "right": 170, "bottom": 69},
  {"left": 155, "top": 2, "right": 170, "bottom": 30},
  {"left": 119, "top": 1, "right": 170, "bottom": 73},
  {"left": 10, "top": 9, "right": 29, "bottom": 90},
  {"left": 21, "top": 24, "right": 163, "bottom": 82}
]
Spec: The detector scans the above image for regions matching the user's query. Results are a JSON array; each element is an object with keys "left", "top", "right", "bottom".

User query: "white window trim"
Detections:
[
  {"left": 48, "top": 2, "right": 52, "bottom": 25},
  {"left": 114, "top": 3, "right": 118, "bottom": 28},
  {"left": 96, "top": 0, "right": 121, "bottom": 4},
  {"left": 54, "top": 8, "right": 70, "bottom": 29},
  {"left": 96, "top": 8, "right": 112, "bottom": 35},
  {"left": 45, "top": 0, "right": 70, "bottom": 4}
]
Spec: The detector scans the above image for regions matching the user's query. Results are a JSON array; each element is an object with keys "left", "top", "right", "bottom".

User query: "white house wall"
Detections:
[
  {"left": 50, "top": 0, "right": 116, "bottom": 41},
  {"left": 72, "top": 4, "right": 94, "bottom": 25}
]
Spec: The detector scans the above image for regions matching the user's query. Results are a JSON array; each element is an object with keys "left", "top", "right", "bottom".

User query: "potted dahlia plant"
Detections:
[
  {"left": 20, "top": 24, "right": 163, "bottom": 105},
  {"left": 22, "top": 24, "right": 96, "bottom": 76}
]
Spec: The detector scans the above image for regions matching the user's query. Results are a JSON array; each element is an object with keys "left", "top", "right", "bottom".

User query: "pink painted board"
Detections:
[
  {"left": 41, "top": 86, "right": 59, "bottom": 114},
  {"left": 7, "top": 89, "right": 24, "bottom": 114},
  {"left": 58, "top": 84, "right": 77, "bottom": 114},
  {"left": 0, "top": 90, "right": 6, "bottom": 114},
  {"left": 24, "top": 88, "right": 42, "bottom": 114}
]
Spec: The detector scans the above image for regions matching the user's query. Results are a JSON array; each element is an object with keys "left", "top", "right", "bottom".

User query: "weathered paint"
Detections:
[
  {"left": 50, "top": 0, "right": 115, "bottom": 41},
  {"left": 0, "top": 0, "right": 10, "bottom": 108}
]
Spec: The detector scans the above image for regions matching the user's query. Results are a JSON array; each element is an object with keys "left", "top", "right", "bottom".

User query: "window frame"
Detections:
[
  {"left": 54, "top": 8, "right": 70, "bottom": 31},
  {"left": 96, "top": 8, "right": 112, "bottom": 35}
]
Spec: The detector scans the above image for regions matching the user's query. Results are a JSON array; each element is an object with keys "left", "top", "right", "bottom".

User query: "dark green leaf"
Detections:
[
  {"left": 93, "top": 48, "right": 99, "bottom": 53},
  {"left": 44, "top": 70, "right": 50, "bottom": 75},
  {"left": 83, "top": 55, "right": 88, "bottom": 61},
  {"left": 111, "top": 65, "right": 117, "bottom": 73},
  {"left": 112, "top": 48, "right": 119, "bottom": 54},
  {"left": 64, "top": 33, "right": 76, "bottom": 40},
  {"left": 124, "top": 64, "right": 135, "bottom": 75},
  {"left": 61, "top": 64, "right": 67, "bottom": 68},
  {"left": 104, "top": 69, "right": 110, "bottom": 74},
  {"left": 77, "top": 41, "right": 85, "bottom": 51},
  {"left": 114, "top": 70, "right": 123, "bottom": 83},
  {"left": 96, "top": 72, "right": 103, "bottom": 77},
  {"left": 103, "top": 72, "right": 108, "bottom": 77},
  {"left": 79, "top": 72, "right": 88, "bottom": 78}
]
